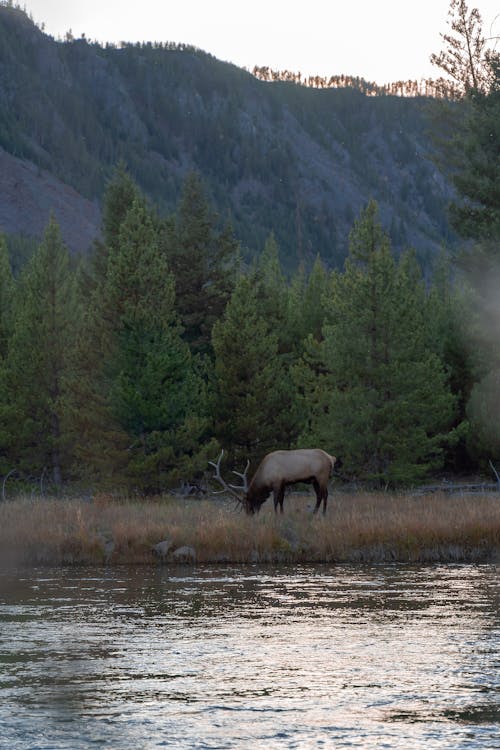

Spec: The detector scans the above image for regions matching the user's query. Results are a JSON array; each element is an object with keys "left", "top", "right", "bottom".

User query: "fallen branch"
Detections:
[
  {"left": 489, "top": 460, "right": 500, "bottom": 489},
  {"left": 412, "top": 482, "right": 498, "bottom": 496}
]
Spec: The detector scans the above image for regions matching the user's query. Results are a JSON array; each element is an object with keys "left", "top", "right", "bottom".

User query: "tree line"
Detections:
[
  {"left": 251, "top": 66, "right": 462, "bottom": 100},
  {"left": 0, "top": 0, "right": 498, "bottom": 495},
  {"left": 0, "top": 162, "right": 496, "bottom": 494}
]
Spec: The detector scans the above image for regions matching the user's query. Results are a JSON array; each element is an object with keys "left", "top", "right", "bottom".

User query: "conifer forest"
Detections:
[{"left": 0, "top": 0, "right": 499, "bottom": 495}]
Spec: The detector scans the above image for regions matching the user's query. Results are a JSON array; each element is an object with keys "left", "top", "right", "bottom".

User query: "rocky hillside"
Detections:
[
  {"left": 0, "top": 146, "right": 100, "bottom": 253},
  {"left": 0, "top": 4, "right": 456, "bottom": 269}
]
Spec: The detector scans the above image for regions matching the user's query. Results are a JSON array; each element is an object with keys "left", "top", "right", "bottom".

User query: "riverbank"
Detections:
[{"left": 0, "top": 491, "right": 499, "bottom": 566}]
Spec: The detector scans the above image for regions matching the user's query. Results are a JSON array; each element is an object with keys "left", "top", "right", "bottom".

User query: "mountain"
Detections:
[
  {"left": 0, "top": 4, "right": 456, "bottom": 270},
  {"left": 0, "top": 145, "right": 100, "bottom": 253}
]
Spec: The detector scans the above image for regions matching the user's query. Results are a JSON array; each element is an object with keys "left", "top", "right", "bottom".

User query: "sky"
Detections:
[{"left": 22, "top": 1, "right": 500, "bottom": 84}]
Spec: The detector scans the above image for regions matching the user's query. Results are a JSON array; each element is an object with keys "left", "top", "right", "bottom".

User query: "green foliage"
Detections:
[
  {"left": 430, "top": 0, "right": 488, "bottom": 94},
  {"left": 431, "top": 2, "right": 500, "bottom": 243},
  {"left": 71, "top": 183, "right": 215, "bottom": 492},
  {"left": 0, "top": 235, "right": 14, "bottom": 358},
  {"left": 0, "top": 196, "right": 484, "bottom": 489},
  {"left": 161, "top": 172, "right": 238, "bottom": 356},
  {"left": 4, "top": 233, "right": 38, "bottom": 276},
  {"left": 0, "top": 5, "right": 456, "bottom": 269},
  {"left": 449, "top": 78, "right": 500, "bottom": 242},
  {"left": 102, "top": 162, "right": 145, "bottom": 257},
  {"left": 297, "top": 202, "right": 457, "bottom": 485},
  {"left": 431, "top": 4, "right": 500, "bottom": 467},
  {"left": 454, "top": 256, "right": 500, "bottom": 465},
  {"left": 0, "top": 217, "right": 79, "bottom": 482},
  {"left": 212, "top": 275, "right": 300, "bottom": 466},
  {"left": 251, "top": 233, "right": 291, "bottom": 351}
]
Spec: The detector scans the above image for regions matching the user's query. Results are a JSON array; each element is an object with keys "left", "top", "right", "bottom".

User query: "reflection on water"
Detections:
[{"left": 0, "top": 564, "right": 498, "bottom": 749}]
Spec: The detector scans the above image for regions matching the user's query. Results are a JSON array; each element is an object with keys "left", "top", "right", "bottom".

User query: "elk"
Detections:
[{"left": 209, "top": 449, "right": 340, "bottom": 515}]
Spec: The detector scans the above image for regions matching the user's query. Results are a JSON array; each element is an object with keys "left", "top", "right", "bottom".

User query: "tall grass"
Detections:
[{"left": 0, "top": 490, "right": 499, "bottom": 566}]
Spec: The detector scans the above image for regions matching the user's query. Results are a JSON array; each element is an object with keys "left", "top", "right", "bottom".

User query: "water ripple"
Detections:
[{"left": 0, "top": 563, "right": 498, "bottom": 749}]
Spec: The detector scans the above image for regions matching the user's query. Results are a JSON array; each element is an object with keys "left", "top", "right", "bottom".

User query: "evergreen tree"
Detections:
[
  {"left": 0, "top": 235, "right": 15, "bottom": 475},
  {"left": 108, "top": 199, "right": 212, "bottom": 490},
  {"left": 430, "top": 0, "right": 489, "bottom": 94},
  {"left": 1, "top": 217, "right": 79, "bottom": 484},
  {"left": 102, "top": 162, "right": 144, "bottom": 256},
  {"left": 431, "top": 1, "right": 500, "bottom": 242},
  {"left": 85, "top": 162, "right": 145, "bottom": 293},
  {"left": 294, "top": 255, "right": 330, "bottom": 343},
  {"left": 459, "top": 260, "right": 500, "bottom": 465},
  {"left": 297, "top": 202, "right": 456, "bottom": 485},
  {"left": 252, "top": 233, "right": 288, "bottom": 331},
  {"left": 212, "top": 274, "right": 300, "bottom": 467},
  {"left": 161, "top": 171, "right": 238, "bottom": 356},
  {"left": 251, "top": 232, "right": 304, "bottom": 363},
  {"left": 431, "top": 3, "right": 500, "bottom": 467},
  {"left": 0, "top": 234, "right": 14, "bottom": 358},
  {"left": 67, "top": 175, "right": 147, "bottom": 485},
  {"left": 425, "top": 250, "right": 474, "bottom": 469},
  {"left": 72, "top": 196, "right": 213, "bottom": 490}
]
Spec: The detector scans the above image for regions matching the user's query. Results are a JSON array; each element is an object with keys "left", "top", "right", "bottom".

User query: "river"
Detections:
[{"left": 0, "top": 563, "right": 498, "bottom": 749}]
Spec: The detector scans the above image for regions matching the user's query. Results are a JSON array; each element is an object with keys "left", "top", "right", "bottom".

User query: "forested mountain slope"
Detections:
[{"left": 0, "top": 4, "right": 455, "bottom": 268}]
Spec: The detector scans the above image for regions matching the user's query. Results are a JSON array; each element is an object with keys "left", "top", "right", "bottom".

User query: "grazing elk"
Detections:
[{"left": 209, "top": 449, "right": 340, "bottom": 515}]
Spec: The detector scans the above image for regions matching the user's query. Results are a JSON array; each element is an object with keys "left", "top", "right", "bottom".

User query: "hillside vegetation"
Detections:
[
  {"left": 0, "top": 3, "right": 454, "bottom": 268},
  {"left": 0, "top": 1, "right": 499, "bottom": 498}
]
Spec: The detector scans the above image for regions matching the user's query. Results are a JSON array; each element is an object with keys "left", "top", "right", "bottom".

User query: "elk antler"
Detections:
[
  {"left": 230, "top": 459, "right": 250, "bottom": 494},
  {"left": 209, "top": 450, "right": 249, "bottom": 503}
]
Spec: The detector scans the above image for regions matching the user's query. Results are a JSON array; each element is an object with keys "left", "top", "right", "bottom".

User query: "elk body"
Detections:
[{"left": 210, "top": 448, "right": 339, "bottom": 515}]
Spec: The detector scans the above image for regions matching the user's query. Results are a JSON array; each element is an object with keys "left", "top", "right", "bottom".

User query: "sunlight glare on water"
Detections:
[{"left": 0, "top": 564, "right": 498, "bottom": 749}]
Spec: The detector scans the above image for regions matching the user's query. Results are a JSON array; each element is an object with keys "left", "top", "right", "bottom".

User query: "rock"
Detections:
[{"left": 172, "top": 545, "right": 197, "bottom": 563}]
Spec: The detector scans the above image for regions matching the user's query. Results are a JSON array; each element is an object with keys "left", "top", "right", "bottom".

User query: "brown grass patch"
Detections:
[{"left": 0, "top": 490, "right": 499, "bottom": 566}]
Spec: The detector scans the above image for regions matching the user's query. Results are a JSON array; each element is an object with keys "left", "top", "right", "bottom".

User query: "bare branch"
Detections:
[{"left": 488, "top": 460, "right": 500, "bottom": 489}]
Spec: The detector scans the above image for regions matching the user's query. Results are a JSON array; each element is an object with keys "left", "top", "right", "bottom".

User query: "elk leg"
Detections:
[
  {"left": 322, "top": 486, "right": 328, "bottom": 514},
  {"left": 313, "top": 479, "right": 322, "bottom": 513},
  {"left": 273, "top": 484, "right": 285, "bottom": 513}
]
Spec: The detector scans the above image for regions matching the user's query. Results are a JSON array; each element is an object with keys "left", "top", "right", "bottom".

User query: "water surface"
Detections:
[{"left": 0, "top": 564, "right": 498, "bottom": 749}]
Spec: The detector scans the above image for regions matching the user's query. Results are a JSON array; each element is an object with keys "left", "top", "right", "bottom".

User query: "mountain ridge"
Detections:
[{"left": 0, "top": 4, "right": 455, "bottom": 269}]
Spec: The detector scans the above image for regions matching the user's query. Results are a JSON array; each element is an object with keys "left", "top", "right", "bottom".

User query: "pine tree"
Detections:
[
  {"left": 449, "top": 77, "right": 500, "bottom": 243},
  {"left": 459, "top": 259, "right": 500, "bottom": 465},
  {"left": 161, "top": 171, "right": 238, "bottom": 356},
  {"left": 298, "top": 202, "right": 456, "bottom": 485},
  {"left": 107, "top": 199, "right": 212, "bottom": 490},
  {"left": 431, "top": 3, "right": 500, "bottom": 466},
  {"left": 251, "top": 232, "right": 306, "bottom": 368},
  {"left": 430, "top": 0, "right": 488, "bottom": 94},
  {"left": 81, "top": 162, "right": 145, "bottom": 298},
  {"left": 1, "top": 217, "right": 79, "bottom": 484},
  {"left": 295, "top": 255, "right": 330, "bottom": 343},
  {"left": 102, "top": 162, "right": 144, "bottom": 257},
  {"left": 431, "top": 1, "right": 500, "bottom": 242},
  {"left": 72, "top": 195, "right": 213, "bottom": 491},
  {"left": 212, "top": 275, "right": 300, "bottom": 467},
  {"left": 252, "top": 233, "right": 288, "bottom": 328},
  {"left": 0, "top": 234, "right": 14, "bottom": 358},
  {"left": 425, "top": 251, "right": 474, "bottom": 469},
  {"left": 67, "top": 183, "right": 147, "bottom": 485},
  {"left": 0, "top": 235, "right": 15, "bottom": 475}
]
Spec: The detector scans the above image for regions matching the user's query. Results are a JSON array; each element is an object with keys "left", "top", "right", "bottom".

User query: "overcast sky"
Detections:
[{"left": 23, "top": 1, "right": 500, "bottom": 84}]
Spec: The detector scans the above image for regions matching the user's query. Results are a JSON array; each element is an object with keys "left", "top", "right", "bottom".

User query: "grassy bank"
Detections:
[{"left": 0, "top": 490, "right": 499, "bottom": 566}]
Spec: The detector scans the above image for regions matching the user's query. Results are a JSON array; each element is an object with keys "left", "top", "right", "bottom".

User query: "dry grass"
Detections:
[{"left": 0, "top": 490, "right": 499, "bottom": 566}]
